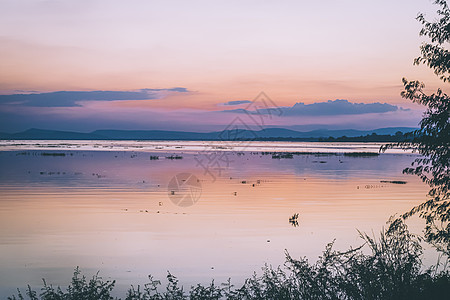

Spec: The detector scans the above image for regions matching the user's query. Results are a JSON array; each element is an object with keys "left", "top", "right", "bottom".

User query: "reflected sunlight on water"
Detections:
[{"left": 0, "top": 141, "right": 429, "bottom": 296}]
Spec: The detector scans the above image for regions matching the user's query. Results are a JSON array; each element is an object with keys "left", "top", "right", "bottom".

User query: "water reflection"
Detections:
[{"left": 0, "top": 142, "right": 428, "bottom": 297}]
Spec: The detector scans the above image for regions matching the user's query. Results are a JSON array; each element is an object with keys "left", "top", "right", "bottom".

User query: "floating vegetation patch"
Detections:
[
  {"left": 363, "top": 184, "right": 386, "bottom": 189},
  {"left": 262, "top": 151, "right": 340, "bottom": 157},
  {"left": 15, "top": 151, "right": 73, "bottom": 157},
  {"left": 92, "top": 173, "right": 105, "bottom": 178},
  {"left": 289, "top": 213, "right": 299, "bottom": 227},
  {"left": 16, "top": 152, "right": 30, "bottom": 156},
  {"left": 166, "top": 155, "right": 183, "bottom": 160},
  {"left": 39, "top": 171, "right": 66, "bottom": 175},
  {"left": 343, "top": 152, "right": 379, "bottom": 157},
  {"left": 380, "top": 180, "right": 407, "bottom": 184},
  {"left": 260, "top": 151, "right": 380, "bottom": 159},
  {"left": 272, "top": 153, "right": 294, "bottom": 159},
  {"left": 41, "top": 152, "right": 66, "bottom": 156}
]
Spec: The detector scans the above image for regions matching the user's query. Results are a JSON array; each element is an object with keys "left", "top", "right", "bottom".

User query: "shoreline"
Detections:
[{"left": 0, "top": 140, "right": 414, "bottom": 154}]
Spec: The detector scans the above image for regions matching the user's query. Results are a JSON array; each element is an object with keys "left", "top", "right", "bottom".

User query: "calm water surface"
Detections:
[{"left": 0, "top": 141, "right": 430, "bottom": 297}]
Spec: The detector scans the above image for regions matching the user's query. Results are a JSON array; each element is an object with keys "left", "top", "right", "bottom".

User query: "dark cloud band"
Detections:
[
  {"left": 0, "top": 88, "right": 189, "bottom": 107},
  {"left": 221, "top": 100, "right": 252, "bottom": 106},
  {"left": 221, "top": 99, "right": 405, "bottom": 116}
]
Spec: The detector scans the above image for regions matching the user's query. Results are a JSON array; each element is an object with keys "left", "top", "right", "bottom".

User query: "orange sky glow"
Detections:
[{"left": 0, "top": 0, "right": 447, "bottom": 132}]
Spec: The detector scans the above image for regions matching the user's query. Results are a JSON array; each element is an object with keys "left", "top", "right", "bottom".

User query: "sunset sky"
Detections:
[{"left": 0, "top": 0, "right": 447, "bottom": 132}]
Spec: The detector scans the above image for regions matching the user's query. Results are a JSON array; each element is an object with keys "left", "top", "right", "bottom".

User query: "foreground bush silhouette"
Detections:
[
  {"left": 9, "top": 219, "right": 450, "bottom": 300},
  {"left": 9, "top": 267, "right": 115, "bottom": 300}
]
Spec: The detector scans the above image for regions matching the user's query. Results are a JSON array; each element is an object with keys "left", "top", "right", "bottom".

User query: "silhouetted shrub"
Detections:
[{"left": 10, "top": 219, "right": 449, "bottom": 300}]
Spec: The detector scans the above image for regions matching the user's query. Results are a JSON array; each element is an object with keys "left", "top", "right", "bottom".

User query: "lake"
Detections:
[{"left": 0, "top": 140, "right": 431, "bottom": 297}]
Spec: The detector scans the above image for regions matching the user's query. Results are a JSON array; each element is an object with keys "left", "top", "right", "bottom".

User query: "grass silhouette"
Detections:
[{"left": 9, "top": 218, "right": 449, "bottom": 300}]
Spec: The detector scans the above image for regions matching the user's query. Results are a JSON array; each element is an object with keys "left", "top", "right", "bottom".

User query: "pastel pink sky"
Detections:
[{"left": 0, "top": 0, "right": 447, "bottom": 132}]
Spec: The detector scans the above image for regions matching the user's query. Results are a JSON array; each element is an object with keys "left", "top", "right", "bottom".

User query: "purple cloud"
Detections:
[{"left": 0, "top": 88, "right": 189, "bottom": 107}]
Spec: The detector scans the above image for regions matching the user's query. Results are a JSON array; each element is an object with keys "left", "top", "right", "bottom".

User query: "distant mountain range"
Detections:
[{"left": 0, "top": 127, "right": 417, "bottom": 140}]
